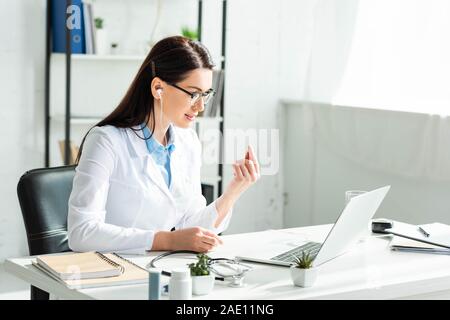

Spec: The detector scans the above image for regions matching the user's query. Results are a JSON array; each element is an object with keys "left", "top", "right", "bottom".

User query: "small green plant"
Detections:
[
  {"left": 292, "top": 251, "right": 314, "bottom": 269},
  {"left": 188, "top": 253, "right": 210, "bottom": 276},
  {"left": 181, "top": 26, "right": 198, "bottom": 40},
  {"left": 95, "top": 17, "right": 103, "bottom": 29}
]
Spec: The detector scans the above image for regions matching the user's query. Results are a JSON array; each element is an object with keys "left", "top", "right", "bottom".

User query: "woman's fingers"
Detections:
[
  {"left": 248, "top": 145, "right": 260, "bottom": 176},
  {"left": 202, "top": 229, "right": 223, "bottom": 244},
  {"left": 243, "top": 159, "right": 253, "bottom": 177},
  {"left": 234, "top": 159, "right": 258, "bottom": 182},
  {"left": 234, "top": 163, "right": 244, "bottom": 179},
  {"left": 197, "top": 244, "right": 211, "bottom": 252},
  {"left": 239, "top": 161, "right": 250, "bottom": 179},
  {"left": 233, "top": 155, "right": 260, "bottom": 184},
  {"left": 245, "top": 159, "right": 258, "bottom": 182},
  {"left": 201, "top": 235, "right": 220, "bottom": 248}
]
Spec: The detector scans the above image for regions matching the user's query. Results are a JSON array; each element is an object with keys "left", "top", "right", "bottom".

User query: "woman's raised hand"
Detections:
[{"left": 226, "top": 145, "right": 260, "bottom": 199}]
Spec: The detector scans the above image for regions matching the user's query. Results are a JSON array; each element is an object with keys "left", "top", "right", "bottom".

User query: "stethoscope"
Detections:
[{"left": 146, "top": 250, "right": 253, "bottom": 288}]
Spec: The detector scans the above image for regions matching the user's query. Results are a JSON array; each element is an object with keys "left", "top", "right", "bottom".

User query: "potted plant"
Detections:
[
  {"left": 188, "top": 253, "right": 215, "bottom": 295},
  {"left": 110, "top": 42, "right": 119, "bottom": 55},
  {"left": 181, "top": 26, "right": 198, "bottom": 40},
  {"left": 94, "top": 17, "right": 109, "bottom": 55},
  {"left": 290, "top": 251, "right": 318, "bottom": 287}
]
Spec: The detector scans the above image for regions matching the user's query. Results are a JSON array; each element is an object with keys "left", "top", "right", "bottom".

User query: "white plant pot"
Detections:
[
  {"left": 290, "top": 266, "right": 318, "bottom": 288},
  {"left": 191, "top": 274, "right": 215, "bottom": 295},
  {"left": 95, "top": 29, "right": 109, "bottom": 55}
]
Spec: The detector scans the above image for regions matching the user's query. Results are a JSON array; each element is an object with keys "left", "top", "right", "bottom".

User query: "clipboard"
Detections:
[{"left": 385, "top": 221, "right": 450, "bottom": 249}]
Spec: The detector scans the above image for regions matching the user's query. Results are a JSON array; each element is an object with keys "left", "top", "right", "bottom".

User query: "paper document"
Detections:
[
  {"left": 390, "top": 236, "right": 450, "bottom": 255},
  {"left": 387, "top": 222, "right": 450, "bottom": 252}
]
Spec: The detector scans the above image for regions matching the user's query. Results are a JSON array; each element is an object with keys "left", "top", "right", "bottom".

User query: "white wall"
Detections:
[
  {"left": 0, "top": 0, "right": 46, "bottom": 262},
  {"left": 283, "top": 102, "right": 450, "bottom": 228},
  {"left": 222, "top": 0, "right": 284, "bottom": 234},
  {"left": 279, "top": 0, "right": 450, "bottom": 229}
]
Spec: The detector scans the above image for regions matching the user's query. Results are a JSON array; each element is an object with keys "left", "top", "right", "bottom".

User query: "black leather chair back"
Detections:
[{"left": 17, "top": 165, "right": 76, "bottom": 299}]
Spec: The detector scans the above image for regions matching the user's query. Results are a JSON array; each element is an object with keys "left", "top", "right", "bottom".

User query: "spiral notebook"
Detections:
[{"left": 33, "top": 252, "right": 149, "bottom": 289}]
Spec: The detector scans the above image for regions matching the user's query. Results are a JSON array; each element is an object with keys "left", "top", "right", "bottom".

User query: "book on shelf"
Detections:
[
  {"left": 51, "top": 0, "right": 98, "bottom": 55},
  {"left": 82, "top": 1, "right": 96, "bottom": 54},
  {"left": 51, "top": 0, "right": 86, "bottom": 54},
  {"left": 58, "top": 140, "right": 80, "bottom": 165},
  {"left": 33, "top": 251, "right": 149, "bottom": 289}
]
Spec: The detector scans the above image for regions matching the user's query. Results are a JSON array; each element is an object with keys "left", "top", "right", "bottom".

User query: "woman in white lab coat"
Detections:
[{"left": 67, "top": 36, "right": 260, "bottom": 254}]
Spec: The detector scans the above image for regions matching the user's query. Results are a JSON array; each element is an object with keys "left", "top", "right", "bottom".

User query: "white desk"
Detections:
[{"left": 5, "top": 224, "right": 450, "bottom": 300}]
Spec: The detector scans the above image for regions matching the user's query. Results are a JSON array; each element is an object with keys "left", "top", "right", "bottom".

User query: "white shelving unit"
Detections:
[
  {"left": 51, "top": 53, "right": 146, "bottom": 62},
  {"left": 52, "top": 114, "right": 103, "bottom": 125}
]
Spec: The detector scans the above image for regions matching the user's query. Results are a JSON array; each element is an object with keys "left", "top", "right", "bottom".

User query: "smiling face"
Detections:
[{"left": 152, "top": 68, "right": 213, "bottom": 129}]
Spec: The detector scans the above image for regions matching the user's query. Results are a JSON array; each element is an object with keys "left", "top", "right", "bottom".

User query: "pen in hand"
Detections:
[{"left": 418, "top": 226, "right": 430, "bottom": 237}]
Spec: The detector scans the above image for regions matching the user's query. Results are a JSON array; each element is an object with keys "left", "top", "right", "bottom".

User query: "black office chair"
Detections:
[{"left": 17, "top": 165, "right": 76, "bottom": 300}]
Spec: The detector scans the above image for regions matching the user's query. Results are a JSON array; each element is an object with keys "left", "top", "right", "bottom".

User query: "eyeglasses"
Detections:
[{"left": 168, "top": 83, "right": 215, "bottom": 106}]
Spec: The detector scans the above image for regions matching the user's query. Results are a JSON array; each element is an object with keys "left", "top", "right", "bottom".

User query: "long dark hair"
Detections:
[{"left": 76, "top": 35, "right": 215, "bottom": 163}]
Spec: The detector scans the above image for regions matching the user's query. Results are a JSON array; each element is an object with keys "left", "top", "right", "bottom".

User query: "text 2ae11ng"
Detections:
[{"left": 175, "top": 304, "right": 275, "bottom": 316}]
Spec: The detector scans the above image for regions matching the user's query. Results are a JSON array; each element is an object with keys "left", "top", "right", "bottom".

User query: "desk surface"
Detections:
[{"left": 6, "top": 224, "right": 450, "bottom": 300}]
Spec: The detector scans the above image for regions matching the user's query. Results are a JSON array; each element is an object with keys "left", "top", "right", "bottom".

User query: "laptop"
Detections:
[{"left": 236, "top": 186, "right": 390, "bottom": 267}]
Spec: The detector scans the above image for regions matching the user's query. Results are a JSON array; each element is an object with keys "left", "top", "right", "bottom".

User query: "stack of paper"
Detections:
[
  {"left": 390, "top": 236, "right": 450, "bottom": 255},
  {"left": 389, "top": 222, "right": 450, "bottom": 255}
]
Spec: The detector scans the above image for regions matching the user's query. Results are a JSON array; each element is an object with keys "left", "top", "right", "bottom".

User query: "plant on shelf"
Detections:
[
  {"left": 110, "top": 42, "right": 119, "bottom": 55},
  {"left": 181, "top": 26, "right": 198, "bottom": 40},
  {"left": 188, "top": 253, "right": 215, "bottom": 295},
  {"left": 94, "top": 17, "right": 103, "bottom": 29},
  {"left": 290, "top": 251, "right": 318, "bottom": 288},
  {"left": 94, "top": 17, "right": 109, "bottom": 55}
]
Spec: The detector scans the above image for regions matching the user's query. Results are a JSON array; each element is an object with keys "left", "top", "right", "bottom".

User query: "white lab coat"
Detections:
[{"left": 67, "top": 125, "right": 232, "bottom": 254}]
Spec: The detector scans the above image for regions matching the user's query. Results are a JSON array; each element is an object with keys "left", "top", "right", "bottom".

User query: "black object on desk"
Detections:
[{"left": 372, "top": 218, "right": 394, "bottom": 234}]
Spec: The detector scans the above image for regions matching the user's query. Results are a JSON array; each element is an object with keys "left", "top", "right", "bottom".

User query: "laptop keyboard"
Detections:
[{"left": 270, "top": 241, "right": 322, "bottom": 263}]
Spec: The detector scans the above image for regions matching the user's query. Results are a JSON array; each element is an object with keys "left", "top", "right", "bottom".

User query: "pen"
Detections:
[{"left": 418, "top": 226, "right": 430, "bottom": 237}]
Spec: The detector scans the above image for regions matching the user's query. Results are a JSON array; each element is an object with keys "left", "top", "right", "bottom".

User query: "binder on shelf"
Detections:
[
  {"left": 82, "top": 1, "right": 96, "bottom": 54},
  {"left": 51, "top": 0, "right": 86, "bottom": 53}
]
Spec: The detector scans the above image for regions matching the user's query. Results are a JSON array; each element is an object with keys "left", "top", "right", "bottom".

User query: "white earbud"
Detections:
[{"left": 155, "top": 87, "right": 171, "bottom": 145}]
